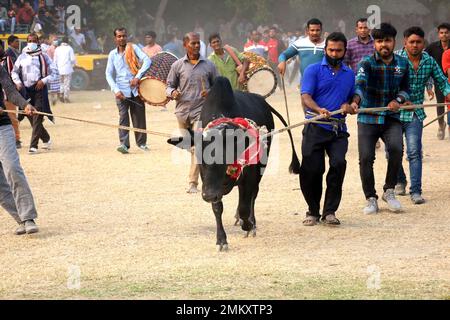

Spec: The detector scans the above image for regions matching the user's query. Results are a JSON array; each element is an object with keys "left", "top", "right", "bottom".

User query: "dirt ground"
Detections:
[{"left": 0, "top": 88, "right": 449, "bottom": 300}]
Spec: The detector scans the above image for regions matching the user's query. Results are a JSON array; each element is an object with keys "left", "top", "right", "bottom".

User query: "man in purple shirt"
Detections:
[{"left": 344, "top": 18, "right": 375, "bottom": 73}]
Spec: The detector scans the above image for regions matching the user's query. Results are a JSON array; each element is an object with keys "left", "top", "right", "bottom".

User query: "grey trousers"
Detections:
[
  {"left": 0, "top": 125, "right": 38, "bottom": 224},
  {"left": 116, "top": 95, "right": 147, "bottom": 148}
]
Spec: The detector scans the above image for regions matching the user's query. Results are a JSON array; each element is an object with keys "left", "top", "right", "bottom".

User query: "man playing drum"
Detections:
[
  {"left": 207, "top": 33, "right": 249, "bottom": 90},
  {"left": 166, "top": 32, "right": 218, "bottom": 194},
  {"left": 106, "top": 27, "right": 151, "bottom": 154}
]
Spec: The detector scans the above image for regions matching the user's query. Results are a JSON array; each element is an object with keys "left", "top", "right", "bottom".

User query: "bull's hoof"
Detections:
[
  {"left": 217, "top": 244, "right": 229, "bottom": 252},
  {"left": 241, "top": 220, "right": 253, "bottom": 232},
  {"left": 245, "top": 228, "right": 257, "bottom": 238}
]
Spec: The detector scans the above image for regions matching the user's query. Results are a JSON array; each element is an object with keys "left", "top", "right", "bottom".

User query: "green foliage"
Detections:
[
  {"left": 91, "top": 0, "right": 137, "bottom": 36},
  {"left": 224, "top": 0, "right": 276, "bottom": 24}
]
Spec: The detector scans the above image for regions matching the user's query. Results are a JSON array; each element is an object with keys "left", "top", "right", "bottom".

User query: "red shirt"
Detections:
[
  {"left": 17, "top": 7, "right": 34, "bottom": 24},
  {"left": 443, "top": 49, "right": 450, "bottom": 105},
  {"left": 266, "top": 38, "right": 280, "bottom": 63}
]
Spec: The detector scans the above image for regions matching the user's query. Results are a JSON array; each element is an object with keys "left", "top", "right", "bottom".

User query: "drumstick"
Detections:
[
  {"left": 201, "top": 77, "right": 206, "bottom": 93},
  {"left": 124, "top": 98, "right": 145, "bottom": 107}
]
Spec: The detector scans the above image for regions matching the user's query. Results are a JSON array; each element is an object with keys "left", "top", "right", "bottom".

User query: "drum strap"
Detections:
[{"left": 224, "top": 45, "right": 242, "bottom": 73}]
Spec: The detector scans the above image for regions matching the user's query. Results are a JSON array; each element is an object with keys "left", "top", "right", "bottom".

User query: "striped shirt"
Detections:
[
  {"left": 243, "top": 40, "right": 268, "bottom": 58},
  {"left": 355, "top": 52, "right": 410, "bottom": 125},
  {"left": 344, "top": 36, "right": 375, "bottom": 73},
  {"left": 278, "top": 37, "right": 325, "bottom": 78},
  {"left": 395, "top": 49, "right": 450, "bottom": 123}
]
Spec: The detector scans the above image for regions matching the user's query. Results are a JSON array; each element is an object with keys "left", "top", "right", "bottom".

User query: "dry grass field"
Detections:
[{"left": 0, "top": 88, "right": 449, "bottom": 299}]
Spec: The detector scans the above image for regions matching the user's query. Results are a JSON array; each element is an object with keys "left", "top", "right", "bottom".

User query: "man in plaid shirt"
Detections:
[
  {"left": 344, "top": 18, "right": 375, "bottom": 73},
  {"left": 394, "top": 27, "right": 450, "bottom": 204},
  {"left": 351, "top": 23, "right": 410, "bottom": 214}
]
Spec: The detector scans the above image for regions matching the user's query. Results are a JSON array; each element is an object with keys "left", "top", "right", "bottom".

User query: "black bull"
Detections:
[{"left": 168, "top": 77, "right": 300, "bottom": 251}]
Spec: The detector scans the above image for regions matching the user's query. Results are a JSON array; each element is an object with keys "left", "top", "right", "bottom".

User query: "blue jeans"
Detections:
[
  {"left": 398, "top": 114, "right": 423, "bottom": 195},
  {"left": 0, "top": 125, "right": 38, "bottom": 224}
]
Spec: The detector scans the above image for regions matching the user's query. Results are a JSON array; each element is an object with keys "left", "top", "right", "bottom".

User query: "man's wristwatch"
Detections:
[{"left": 396, "top": 96, "right": 405, "bottom": 104}]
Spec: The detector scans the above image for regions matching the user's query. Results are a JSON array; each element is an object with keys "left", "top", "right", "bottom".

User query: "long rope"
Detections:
[
  {"left": 263, "top": 102, "right": 450, "bottom": 139},
  {"left": 423, "top": 109, "right": 450, "bottom": 128},
  {"left": 2, "top": 102, "right": 448, "bottom": 140},
  {"left": 1, "top": 109, "right": 172, "bottom": 138},
  {"left": 281, "top": 75, "right": 291, "bottom": 126}
]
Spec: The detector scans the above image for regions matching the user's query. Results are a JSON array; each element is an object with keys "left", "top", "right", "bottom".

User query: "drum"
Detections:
[
  {"left": 241, "top": 52, "right": 277, "bottom": 98},
  {"left": 245, "top": 67, "right": 277, "bottom": 99},
  {"left": 139, "top": 51, "right": 178, "bottom": 106}
]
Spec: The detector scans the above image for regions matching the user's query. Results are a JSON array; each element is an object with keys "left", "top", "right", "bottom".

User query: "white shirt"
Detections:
[
  {"left": 11, "top": 52, "right": 57, "bottom": 88},
  {"left": 72, "top": 33, "right": 86, "bottom": 47},
  {"left": 200, "top": 40, "right": 207, "bottom": 59},
  {"left": 54, "top": 43, "right": 76, "bottom": 75}
]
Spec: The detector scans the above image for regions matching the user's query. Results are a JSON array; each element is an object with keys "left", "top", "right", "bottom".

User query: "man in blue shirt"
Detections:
[
  {"left": 106, "top": 27, "right": 152, "bottom": 154},
  {"left": 300, "top": 32, "right": 356, "bottom": 227}
]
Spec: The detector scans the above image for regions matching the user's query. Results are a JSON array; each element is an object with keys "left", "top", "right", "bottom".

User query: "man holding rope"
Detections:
[
  {"left": 106, "top": 27, "right": 151, "bottom": 154},
  {"left": 0, "top": 63, "right": 40, "bottom": 235},
  {"left": 351, "top": 23, "right": 410, "bottom": 214},
  {"left": 300, "top": 32, "right": 356, "bottom": 226},
  {"left": 394, "top": 27, "right": 450, "bottom": 204}
]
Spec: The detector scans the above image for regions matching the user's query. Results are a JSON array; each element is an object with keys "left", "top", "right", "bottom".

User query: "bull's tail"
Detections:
[{"left": 268, "top": 106, "right": 301, "bottom": 175}]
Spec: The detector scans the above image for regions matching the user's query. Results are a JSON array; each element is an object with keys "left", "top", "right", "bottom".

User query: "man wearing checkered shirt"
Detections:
[
  {"left": 350, "top": 23, "right": 411, "bottom": 215},
  {"left": 344, "top": 18, "right": 375, "bottom": 73},
  {"left": 393, "top": 27, "right": 450, "bottom": 205}
]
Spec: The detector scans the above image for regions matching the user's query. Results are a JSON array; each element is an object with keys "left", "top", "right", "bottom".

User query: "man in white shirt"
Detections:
[
  {"left": 11, "top": 33, "right": 57, "bottom": 154},
  {"left": 71, "top": 28, "right": 86, "bottom": 51},
  {"left": 54, "top": 36, "right": 76, "bottom": 103}
]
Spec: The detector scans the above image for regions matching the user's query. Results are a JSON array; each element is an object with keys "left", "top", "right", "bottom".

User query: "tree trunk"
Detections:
[{"left": 154, "top": 0, "right": 169, "bottom": 31}]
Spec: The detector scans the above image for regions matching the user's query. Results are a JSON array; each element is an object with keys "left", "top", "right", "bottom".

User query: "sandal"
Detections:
[
  {"left": 303, "top": 214, "right": 320, "bottom": 226},
  {"left": 322, "top": 214, "right": 341, "bottom": 226}
]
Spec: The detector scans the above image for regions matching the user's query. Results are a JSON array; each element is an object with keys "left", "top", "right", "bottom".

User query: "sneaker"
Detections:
[
  {"left": 186, "top": 183, "right": 199, "bottom": 194},
  {"left": 138, "top": 144, "right": 150, "bottom": 151},
  {"left": 65, "top": 98, "right": 71, "bottom": 104},
  {"left": 382, "top": 189, "right": 403, "bottom": 213},
  {"left": 363, "top": 197, "right": 379, "bottom": 214},
  {"left": 15, "top": 223, "right": 26, "bottom": 235},
  {"left": 411, "top": 193, "right": 425, "bottom": 205},
  {"left": 117, "top": 145, "right": 129, "bottom": 154},
  {"left": 16, "top": 140, "right": 22, "bottom": 149},
  {"left": 42, "top": 139, "right": 52, "bottom": 150},
  {"left": 28, "top": 147, "right": 38, "bottom": 154},
  {"left": 395, "top": 183, "right": 407, "bottom": 196},
  {"left": 25, "top": 220, "right": 39, "bottom": 234}
]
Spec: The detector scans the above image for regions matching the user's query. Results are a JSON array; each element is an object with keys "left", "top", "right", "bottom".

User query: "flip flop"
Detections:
[
  {"left": 303, "top": 215, "right": 320, "bottom": 226},
  {"left": 322, "top": 214, "right": 341, "bottom": 226}
]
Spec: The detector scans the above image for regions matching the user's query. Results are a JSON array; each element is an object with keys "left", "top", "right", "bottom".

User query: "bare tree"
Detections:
[{"left": 154, "top": 0, "right": 169, "bottom": 31}]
